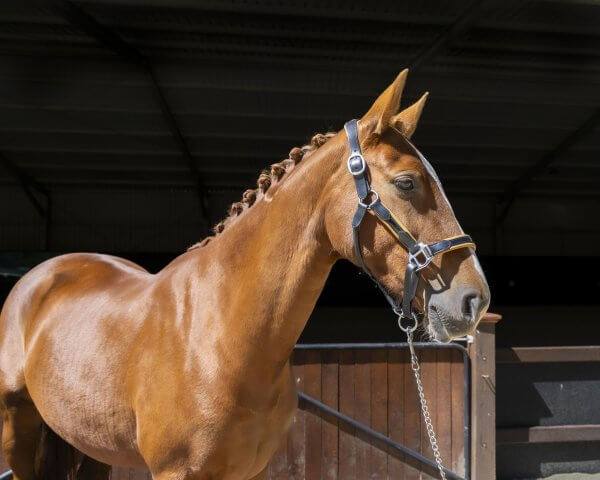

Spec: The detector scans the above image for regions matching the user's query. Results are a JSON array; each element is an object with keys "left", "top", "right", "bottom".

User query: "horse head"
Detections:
[{"left": 325, "top": 70, "right": 490, "bottom": 342}]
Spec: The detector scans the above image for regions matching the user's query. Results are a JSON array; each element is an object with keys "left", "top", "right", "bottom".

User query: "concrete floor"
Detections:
[{"left": 543, "top": 475, "right": 600, "bottom": 480}]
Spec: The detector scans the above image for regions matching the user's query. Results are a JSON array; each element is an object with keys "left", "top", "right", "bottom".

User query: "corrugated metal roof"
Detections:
[{"left": 0, "top": 0, "right": 598, "bottom": 253}]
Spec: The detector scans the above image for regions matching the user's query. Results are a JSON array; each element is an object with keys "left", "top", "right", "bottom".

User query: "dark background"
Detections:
[{"left": 0, "top": 1, "right": 599, "bottom": 478}]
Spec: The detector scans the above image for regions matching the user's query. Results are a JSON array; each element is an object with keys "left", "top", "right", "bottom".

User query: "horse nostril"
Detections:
[{"left": 461, "top": 292, "right": 478, "bottom": 322}]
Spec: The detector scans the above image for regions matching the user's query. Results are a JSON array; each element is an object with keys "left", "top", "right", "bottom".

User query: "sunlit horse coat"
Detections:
[{"left": 0, "top": 70, "right": 489, "bottom": 480}]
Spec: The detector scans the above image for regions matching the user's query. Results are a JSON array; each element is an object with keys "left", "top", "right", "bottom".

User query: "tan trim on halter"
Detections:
[
  {"left": 376, "top": 201, "right": 417, "bottom": 244},
  {"left": 444, "top": 234, "right": 477, "bottom": 251},
  {"left": 372, "top": 206, "right": 475, "bottom": 252}
]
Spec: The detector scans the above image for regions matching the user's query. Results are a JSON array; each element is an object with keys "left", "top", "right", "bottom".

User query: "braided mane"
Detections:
[{"left": 188, "top": 131, "right": 336, "bottom": 250}]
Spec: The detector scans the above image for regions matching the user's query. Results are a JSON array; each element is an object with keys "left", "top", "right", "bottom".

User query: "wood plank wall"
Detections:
[
  {"left": 0, "top": 346, "right": 466, "bottom": 480},
  {"left": 266, "top": 348, "right": 466, "bottom": 480}
]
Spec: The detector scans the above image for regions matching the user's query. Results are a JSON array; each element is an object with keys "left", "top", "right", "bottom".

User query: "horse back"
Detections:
[{"left": 0, "top": 252, "right": 151, "bottom": 393}]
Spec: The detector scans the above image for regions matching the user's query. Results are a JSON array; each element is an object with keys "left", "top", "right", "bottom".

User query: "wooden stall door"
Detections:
[{"left": 267, "top": 347, "right": 466, "bottom": 480}]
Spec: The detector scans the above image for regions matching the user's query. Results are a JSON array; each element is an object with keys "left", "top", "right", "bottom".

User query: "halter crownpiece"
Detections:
[{"left": 344, "top": 119, "right": 476, "bottom": 332}]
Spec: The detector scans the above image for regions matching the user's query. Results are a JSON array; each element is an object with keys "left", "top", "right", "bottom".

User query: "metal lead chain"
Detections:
[{"left": 407, "top": 330, "right": 447, "bottom": 480}]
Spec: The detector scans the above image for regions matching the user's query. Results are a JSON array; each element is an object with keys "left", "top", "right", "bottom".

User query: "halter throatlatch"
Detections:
[{"left": 344, "top": 119, "right": 475, "bottom": 333}]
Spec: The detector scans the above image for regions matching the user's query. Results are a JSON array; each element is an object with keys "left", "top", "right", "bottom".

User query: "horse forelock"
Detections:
[{"left": 187, "top": 131, "right": 337, "bottom": 251}]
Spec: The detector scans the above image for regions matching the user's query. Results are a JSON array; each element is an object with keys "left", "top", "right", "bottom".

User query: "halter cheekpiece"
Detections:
[{"left": 344, "top": 119, "right": 476, "bottom": 333}]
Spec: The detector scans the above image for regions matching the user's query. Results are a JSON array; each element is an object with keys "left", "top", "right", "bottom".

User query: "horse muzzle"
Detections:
[{"left": 426, "top": 284, "right": 490, "bottom": 342}]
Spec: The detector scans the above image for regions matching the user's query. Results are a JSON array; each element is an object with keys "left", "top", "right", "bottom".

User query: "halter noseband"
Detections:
[{"left": 344, "top": 119, "right": 475, "bottom": 333}]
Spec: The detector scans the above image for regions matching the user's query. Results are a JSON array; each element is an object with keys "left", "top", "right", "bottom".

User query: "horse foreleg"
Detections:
[
  {"left": 247, "top": 467, "right": 267, "bottom": 480},
  {"left": 150, "top": 468, "right": 268, "bottom": 480}
]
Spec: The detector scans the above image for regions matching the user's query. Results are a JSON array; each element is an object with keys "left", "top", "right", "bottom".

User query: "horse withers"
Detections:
[{"left": 0, "top": 70, "right": 489, "bottom": 480}]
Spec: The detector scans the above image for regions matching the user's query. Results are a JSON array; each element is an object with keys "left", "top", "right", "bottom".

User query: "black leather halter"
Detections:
[{"left": 344, "top": 119, "right": 475, "bottom": 332}]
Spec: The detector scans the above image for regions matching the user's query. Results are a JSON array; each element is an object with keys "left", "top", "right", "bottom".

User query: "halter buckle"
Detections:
[
  {"left": 347, "top": 154, "right": 366, "bottom": 176},
  {"left": 409, "top": 242, "right": 433, "bottom": 271}
]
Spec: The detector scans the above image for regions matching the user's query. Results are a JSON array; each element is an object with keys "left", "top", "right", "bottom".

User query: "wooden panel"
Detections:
[
  {"left": 469, "top": 318, "right": 500, "bottom": 480},
  {"left": 420, "top": 348, "right": 437, "bottom": 480},
  {"left": 387, "top": 348, "right": 405, "bottom": 479},
  {"left": 338, "top": 349, "right": 356, "bottom": 480},
  {"left": 437, "top": 349, "right": 453, "bottom": 473},
  {"left": 497, "top": 346, "right": 600, "bottom": 364},
  {"left": 279, "top": 346, "right": 465, "bottom": 480},
  {"left": 403, "top": 348, "right": 422, "bottom": 480},
  {"left": 320, "top": 350, "right": 339, "bottom": 480},
  {"left": 370, "top": 349, "right": 388, "bottom": 480},
  {"left": 354, "top": 349, "right": 371, "bottom": 480},
  {"left": 304, "top": 350, "right": 322, "bottom": 480},
  {"left": 451, "top": 349, "right": 466, "bottom": 476},
  {"left": 497, "top": 424, "right": 600, "bottom": 445}
]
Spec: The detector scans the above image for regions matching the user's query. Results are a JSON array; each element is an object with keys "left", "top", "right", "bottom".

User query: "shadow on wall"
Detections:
[
  {"left": 496, "top": 361, "right": 600, "bottom": 479},
  {"left": 497, "top": 442, "right": 600, "bottom": 479},
  {"left": 497, "top": 363, "right": 600, "bottom": 427}
]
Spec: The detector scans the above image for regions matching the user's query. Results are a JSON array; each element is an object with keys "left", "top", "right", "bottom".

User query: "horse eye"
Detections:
[{"left": 394, "top": 177, "right": 414, "bottom": 192}]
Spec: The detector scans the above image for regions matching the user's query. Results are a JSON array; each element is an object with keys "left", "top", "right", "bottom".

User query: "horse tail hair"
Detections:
[{"left": 35, "top": 422, "right": 111, "bottom": 480}]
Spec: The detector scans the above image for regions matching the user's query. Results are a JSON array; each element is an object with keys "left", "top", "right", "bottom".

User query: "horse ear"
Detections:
[
  {"left": 362, "top": 69, "right": 409, "bottom": 136},
  {"left": 391, "top": 91, "right": 429, "bottom": 139}
]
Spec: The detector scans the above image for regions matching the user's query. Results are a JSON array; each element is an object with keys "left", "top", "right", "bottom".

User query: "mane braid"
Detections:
[{"left": 188, "top": 131, "right": 336, "bottom": 250}]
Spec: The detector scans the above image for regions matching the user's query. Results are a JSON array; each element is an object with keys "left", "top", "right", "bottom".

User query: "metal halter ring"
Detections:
[
  {"left": 358, "top": 190, "right": 379, "bottom": 209},
  {"left": 397, "top": 311, "right": 419, "bottom": 333}
]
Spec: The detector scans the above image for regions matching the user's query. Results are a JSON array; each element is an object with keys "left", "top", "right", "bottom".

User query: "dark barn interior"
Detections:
[{"left": 0, "top": 1, "right": 599, "bottom": 478}]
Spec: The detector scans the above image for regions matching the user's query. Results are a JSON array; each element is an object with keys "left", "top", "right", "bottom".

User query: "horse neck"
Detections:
[{"left": 190, "top": 141, "right": 342, "bottom": 370}]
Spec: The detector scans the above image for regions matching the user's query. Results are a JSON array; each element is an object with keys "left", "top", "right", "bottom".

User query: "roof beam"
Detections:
[
  {"left": 496, "top": 107, "right": 600, "bottom": 224},
  {"left": 0, "top": 152, "right": 49, "bottom": 218},
  {"left": 47, "top": 0, "right": 147, "bottom": 68},
  {"left": 48, "top": 0, "right": 210, "bottom": 227},
  {"left": 408, "top": 0, "right": 490, "bottom": 72}
]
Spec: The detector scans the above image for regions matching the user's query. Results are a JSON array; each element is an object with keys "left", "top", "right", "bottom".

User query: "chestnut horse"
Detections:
[{"left": 0, "top": 70, "right": 489, "bottom": 480}]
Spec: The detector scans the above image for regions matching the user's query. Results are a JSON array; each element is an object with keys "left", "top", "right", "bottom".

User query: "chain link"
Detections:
[{"left": 407, "top": 330, "right": 447, "bottom": 480}]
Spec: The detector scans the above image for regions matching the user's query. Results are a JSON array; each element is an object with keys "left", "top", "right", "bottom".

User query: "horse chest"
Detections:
[{"left": 207, "top": 380, "right": 298, "bottom": 478}]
